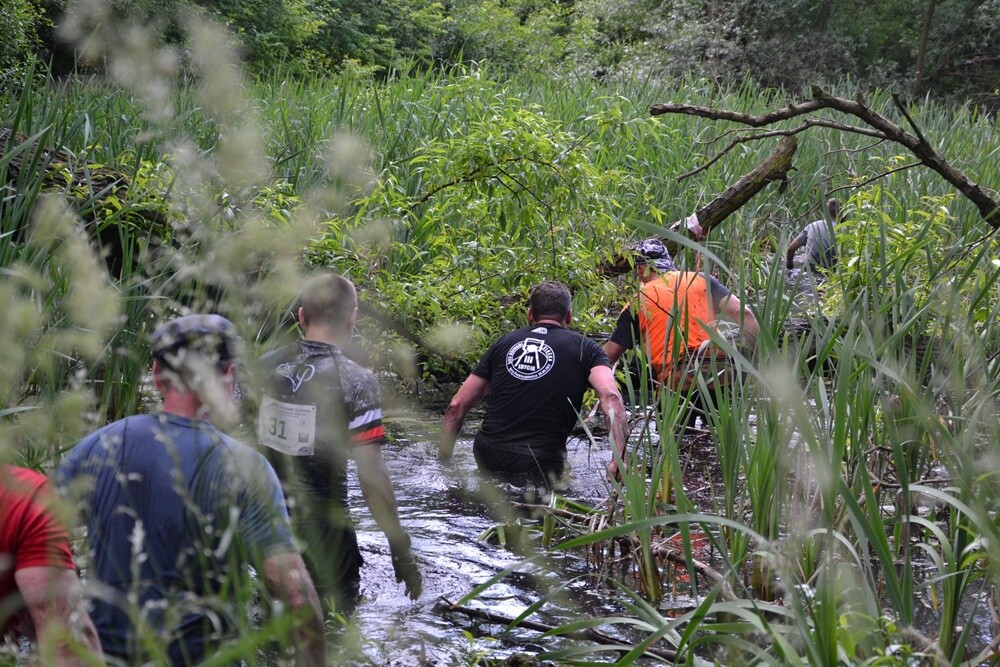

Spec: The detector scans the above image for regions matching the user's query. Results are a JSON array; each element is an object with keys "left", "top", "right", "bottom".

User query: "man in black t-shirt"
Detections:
[{"left": 441, "top": 281, "right": 629, "bottom": 484}]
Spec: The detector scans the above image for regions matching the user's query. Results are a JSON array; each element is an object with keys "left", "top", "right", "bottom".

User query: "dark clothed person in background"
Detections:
[
  {"left": 56, "top": 314, "right": 324, "bottom": 666},
  {"left": 258, "top": 274, "right": 421, "bottom": 616},
  {"left": 1, "top": 465, "right": 103, "bottom": 664},
  {"left": 441, "top": 280, "right": 630, "bottom": 483},
  {"left": 787, "top": 198, "right": 841, "bottom": 272}
]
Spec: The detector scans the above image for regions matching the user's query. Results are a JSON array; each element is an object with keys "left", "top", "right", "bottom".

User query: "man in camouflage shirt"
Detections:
[{"left": 258, "top": 274, "right": 421, "bottom": 615}]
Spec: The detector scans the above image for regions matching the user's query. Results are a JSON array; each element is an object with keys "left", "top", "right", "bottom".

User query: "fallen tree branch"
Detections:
[
  {"left": 598, "top": 135, "right": 797, "bottom": 276},
  {"left": 827, "top": 161, "right": 924, "bottom": 194},
  {"left": 652, "top": 87, "right": 1000, "bottom": 228},
  {"left": 690, "top": 135, "right": 797, "bottom": 235},
  {"left": 700, "top": 120, "right": 884, "bottom": 148},
  {"left": 654, "top": 544, "right": 740, "bottom": 603}
]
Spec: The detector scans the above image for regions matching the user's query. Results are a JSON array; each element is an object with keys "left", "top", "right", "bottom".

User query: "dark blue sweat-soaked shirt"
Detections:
[{"left": 56, "top": 413, "right": 295, "bottom": 665}]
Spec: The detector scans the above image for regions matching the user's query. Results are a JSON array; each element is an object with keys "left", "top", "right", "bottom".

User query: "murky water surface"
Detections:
[
  {"left": 342, "top": 398, "right": 626, "bottom": 665},
  {"left": 340, "top": 380, "right": 995, "bottom": 665}
]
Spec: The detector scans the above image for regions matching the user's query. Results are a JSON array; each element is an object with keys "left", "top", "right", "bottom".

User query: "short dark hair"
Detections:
[
  {"left": 827, "top": 198, "right": 842, "bottom": 222},
  {"left": 529, "top": 281, "right": 572, "bottom": 321},
  {"left": 300, "top": 273, "right": 358, "bottom": 330}
]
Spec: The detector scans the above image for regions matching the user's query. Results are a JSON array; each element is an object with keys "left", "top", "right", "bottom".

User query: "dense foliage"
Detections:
[
  {"left": 2, "top": 5, "right": 1000, "bottom": 663},
  {"left": 2, "top": 0, "right": 998, "bottom": 106}
]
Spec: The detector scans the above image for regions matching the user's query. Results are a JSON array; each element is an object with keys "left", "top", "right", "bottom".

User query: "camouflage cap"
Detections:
[
  {"left": 150, "top": 314, "right": 238, "bottom": 369},
  {"left": 631, "top": 238, "right": 676, "bottom": 272}
]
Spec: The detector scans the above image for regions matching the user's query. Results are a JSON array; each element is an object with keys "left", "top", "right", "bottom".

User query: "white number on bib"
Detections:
[{"left": 258, "top": 395, "right": 317, "bottom": 456}]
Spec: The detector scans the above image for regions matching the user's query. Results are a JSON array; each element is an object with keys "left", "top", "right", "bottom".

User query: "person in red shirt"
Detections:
[{"left": 0, "top": 465, "right": 102, "bottom": 664}]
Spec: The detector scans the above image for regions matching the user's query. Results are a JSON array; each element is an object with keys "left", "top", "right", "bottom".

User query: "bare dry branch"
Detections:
[
  {"left": 679, "top": 119, "right": 886, "bottom": 182},
  {"left": 650, "top": 87, "right": 1000, "bottom": 228},
  {"left": 827, "top": 161, "right": 924, "bottom": 194}
]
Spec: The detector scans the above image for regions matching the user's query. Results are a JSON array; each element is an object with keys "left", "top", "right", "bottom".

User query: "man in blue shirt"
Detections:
[{"left": 56, "top": 314, "right": 325, "bottom": 666}]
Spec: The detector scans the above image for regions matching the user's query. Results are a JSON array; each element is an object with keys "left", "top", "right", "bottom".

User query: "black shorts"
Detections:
[
  {"left": 293, "top": 511, "right": 363, "bottom": 615},
  {"left": 472, "top": 438, "right": 566, "bottom": 482}
]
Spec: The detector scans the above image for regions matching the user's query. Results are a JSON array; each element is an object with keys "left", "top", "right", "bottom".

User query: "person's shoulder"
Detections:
[
  {"left": 552, "top": 325, "right": 590, "bottom": 342},
  {"left": 215, "top": 432, "right": 277, "bottom": 479},
  {"left": 481, "top": 326, "right": 529, "bottom": 355},
  {"left": 2, "top": 464, "right": 45, "bottom": 485},
  {"left": 570, "top": 329, "right": 605, "bottom": 351},
  {"left": 497, "top": 325, "right": 532, "bottom": 341},
  {"left": 550, "top": 326, "right": 601, "bottom": 351},
  {"left": 68, "top": 416, "right": 140, "bottom": 454},
  {"left": 335, "top": 352, "right": 380, "bottom": 389},
  {"left": 260, "top": 342, "right": 300, "bottom": 367},
  {"left": 0, "top": 465, "right": 48, "bottom": 497}
]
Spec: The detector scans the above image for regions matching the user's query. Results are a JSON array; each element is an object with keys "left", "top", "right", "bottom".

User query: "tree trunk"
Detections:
[
  {"left": 815, "top": 0, "right": 834, "bottom": 32},
  {"left": 691, "top": 135, "right": 797, "bottom": 236},
  {"left": 913, "top": 0, "right": 938, "bottom": 97}
]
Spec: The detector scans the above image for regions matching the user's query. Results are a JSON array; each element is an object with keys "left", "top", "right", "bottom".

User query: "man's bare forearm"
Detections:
[
  {"left": 263, "top": 553, "right": 325, "bottom": 667},
  {"left": 600, "top": 391, "right": 629, "bottom": 461},
  {"left": 440, "top": 407, "right": 464, "bottom": 460},
  {"left": 16, "top": 567, "right": 104, "bottom": 666},
  {"left": 356, "top": 446, "right": 409, "bottom": 544}
]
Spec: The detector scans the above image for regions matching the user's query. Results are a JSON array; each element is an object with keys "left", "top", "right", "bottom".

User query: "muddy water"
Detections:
[
  {"left": 341, "top": 399, "right": 624, "bottom": 665},
  {"left": 339, "top": 392, "right": 998, "bottom": 665}
]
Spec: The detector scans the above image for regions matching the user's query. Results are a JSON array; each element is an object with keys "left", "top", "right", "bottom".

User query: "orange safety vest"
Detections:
[{"left": 637, "top": 272, "right": 717, "bottom": 380}]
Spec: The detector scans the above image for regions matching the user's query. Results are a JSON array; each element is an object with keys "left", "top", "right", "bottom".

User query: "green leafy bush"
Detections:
[
  {"left": 308, "top": 75, "right": 635, "bottom": 377},
  {"left": 0, "top": 0, "right": 48, "bottom": 78},
  {"left": 823, "top": 184, "right": 1000, "bottom": 333}
]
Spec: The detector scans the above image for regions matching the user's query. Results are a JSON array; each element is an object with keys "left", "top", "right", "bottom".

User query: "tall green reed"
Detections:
[{"left": 479, "top": 183, "right": 999, "bottom": 664}]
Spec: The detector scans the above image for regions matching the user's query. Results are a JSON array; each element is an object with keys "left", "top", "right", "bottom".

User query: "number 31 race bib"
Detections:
[{"left": 258, "top": 395, "right": 317, "bottom": 456}]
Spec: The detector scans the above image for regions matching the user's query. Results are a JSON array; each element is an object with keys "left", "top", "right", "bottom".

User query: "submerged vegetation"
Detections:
[{"left": 1, "top": 3, "right": 1000, "bottom": 664}]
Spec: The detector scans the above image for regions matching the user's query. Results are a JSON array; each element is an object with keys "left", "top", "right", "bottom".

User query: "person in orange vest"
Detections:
[{"left": 602, "top": 238, "right": 759, "bottom": 426}]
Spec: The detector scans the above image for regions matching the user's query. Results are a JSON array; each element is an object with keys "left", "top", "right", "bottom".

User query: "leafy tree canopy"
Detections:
[{"left": 1, "top": 0, "right": 997, "bottom": 106}]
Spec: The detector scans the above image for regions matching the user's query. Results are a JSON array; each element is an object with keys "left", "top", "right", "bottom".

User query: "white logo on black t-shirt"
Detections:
[
  {"left": 277, "top": 363, "right": 315, "bottom": 392},
  {"left": 505, "top": 336, "right": 555, "bottom": 380}
]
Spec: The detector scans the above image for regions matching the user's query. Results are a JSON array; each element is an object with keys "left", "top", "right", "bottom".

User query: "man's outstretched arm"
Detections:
[
  {"left": 440, "top": 374, "right": 490, "bottom": 460},
  {"left": 354, "top": 444, "right": 422, "bottom": 599},
  {"left": 787, "top": 230, "right": 807, "bottom": 269},
  {"left": 588, "top": 365, "right": 629, "bottom": 479},
  {"left": 719, "top": 294, "right": 760, "bottom": 344}
]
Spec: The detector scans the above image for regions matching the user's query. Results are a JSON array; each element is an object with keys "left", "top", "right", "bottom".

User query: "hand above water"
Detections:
[{"left": 389, "top": 536, "right": 423, "bottom": 600}]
